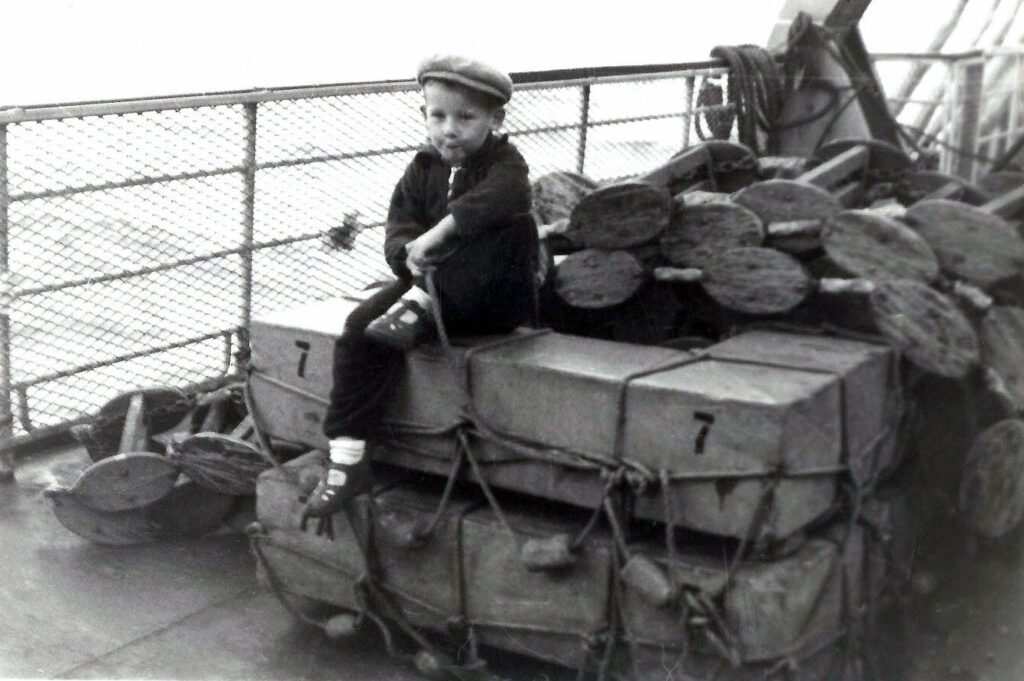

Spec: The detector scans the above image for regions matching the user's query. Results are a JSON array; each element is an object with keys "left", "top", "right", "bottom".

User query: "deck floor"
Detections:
[{"left": 2, "top": 444, "right": 1024, "bottom": 680}]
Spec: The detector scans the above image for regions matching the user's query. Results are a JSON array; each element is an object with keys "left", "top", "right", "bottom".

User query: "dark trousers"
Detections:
[
  {"left": 322, "top": 331, "right": 404, "bottom": 440},
  {"left": 321, "top": 223, "right": 537, "bottom": 441}
]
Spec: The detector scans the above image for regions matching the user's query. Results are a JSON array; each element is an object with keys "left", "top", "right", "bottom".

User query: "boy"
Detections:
[{"left": 302, "top": 55, "right": 539, "bottom": 519}]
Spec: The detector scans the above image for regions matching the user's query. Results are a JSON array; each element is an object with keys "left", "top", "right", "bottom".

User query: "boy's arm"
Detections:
[
  {"left": 445, "top": 144, "right": 532, "bottom": 239},
  {"left": 383, "top": 164, "right": 428, "bottom": 279}
]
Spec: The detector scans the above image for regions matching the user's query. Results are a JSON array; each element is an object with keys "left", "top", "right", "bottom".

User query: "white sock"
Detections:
[
  {"left": 328, "top": 437, "right": 365, "bottom": 465},
  {"left": 404, "top": 286, "right": 432, "bottom": 308}
]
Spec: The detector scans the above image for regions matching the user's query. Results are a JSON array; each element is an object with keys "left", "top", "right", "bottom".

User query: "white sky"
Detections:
[{"left": 0, "top": 0, "right": 968, "bottom": 106}]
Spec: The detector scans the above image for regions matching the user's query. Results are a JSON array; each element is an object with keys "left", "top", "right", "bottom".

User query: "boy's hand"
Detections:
[{"left": 406, "top": 215, "right": 457, "bottom": 275}]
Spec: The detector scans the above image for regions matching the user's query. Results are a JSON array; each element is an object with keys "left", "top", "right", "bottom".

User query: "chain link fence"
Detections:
[
  {"left": 0, "top": 63, "right": 738, "bottom": 443},
  {"left": 6, "top": 51, "right": 1021, "bottom": 445}
]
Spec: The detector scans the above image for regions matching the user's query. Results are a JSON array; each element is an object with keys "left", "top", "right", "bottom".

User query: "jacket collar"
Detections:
[{"left": 417, "top": 132, "right": 507, "bottom": 169}]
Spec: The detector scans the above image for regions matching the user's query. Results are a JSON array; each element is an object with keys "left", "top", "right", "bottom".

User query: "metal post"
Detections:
[
  {"left": 240, "top": 103, "right": 258, "bottom": 357},
  {"left": 0, "top": 124, "right": 15, "bottom": 481},
  {"left": 950, "top": 58, "right": 985, "bottom": 181},
  {"left": 576, "top": 84, "right": 591, "bottom": 174},
  {"left": 682, "top": 76, "right": 696, "bottom": 148}
]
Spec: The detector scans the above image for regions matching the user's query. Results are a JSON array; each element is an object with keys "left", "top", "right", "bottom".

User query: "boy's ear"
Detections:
[
  {"left": 490, "top": 107, "right": 506, "bottom": 129},
  {"left": 420, "top": 104, "right": 427, "bottom": 119}
]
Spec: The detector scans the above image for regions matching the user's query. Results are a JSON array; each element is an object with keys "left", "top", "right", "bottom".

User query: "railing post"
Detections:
[
  {"left": 949, "top": 57, "right": 985, "bottom": 181},
  {"left": 239, "top": 102, "right": 258, "bottom": 358},
  {"left": 576, "top": 84, "right": 591, "bottom": 174},
  {"left": 682, "top": 75, "right": 696, "bottom": 148},
  {"left": 0, "top": 123, "right": 15, "bottom": 481}
]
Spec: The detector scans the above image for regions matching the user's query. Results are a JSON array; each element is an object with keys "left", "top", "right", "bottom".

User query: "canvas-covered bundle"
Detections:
[
  {"left": 251, "top": 452, "right": 894, "bottom": 679},
  {"left": 247, "top": 298, "right": 897, "bottom": 540}
]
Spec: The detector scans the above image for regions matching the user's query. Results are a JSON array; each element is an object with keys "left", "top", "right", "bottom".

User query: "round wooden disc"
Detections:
[
  {"left": 69, "top": 452, "right": 181, "bottom": 512},
  {"left": 979, "top": 306, "right": 1024, "bottom": 413},
  {"left": 660, "top": 203, "right": 764, "bottom": 267},
  {"left": 532, "top": 171, "right": 597, "bottom": 224},
  {"left": 570, "top": 182, "right": 673, "bottom": 249},
  {"left": 822, "top": 209, "right": 939, "bottom": 283},
  {"left": 812, "top": 138, "right": 913, "bottom": 183},
  {"left": 906, "top": 199, "right": 1024, "bottom": 288},
  {"left": 959, "top": 419, "right": 1024, "bottom": 538},
  {"left": 88, "top": 386, "right": 194, "bottom": 461},
  {"left": 172, "top": 432, "right": 269, "bottom": 496},
  {"left": 554, "top": 249, "right": 647, "bottom": 309},
  {"left": 896, "top": 170, "right": 990, "bottom": 206},
  {"left": 47, "top": 488, "right": 158, "bottom": 545},
  {"left": 869, "top": 279, "right": 979, "bottom": 378},
  {"left": 700, "top": 247, "right": 812, "bottom": 315},
  {"left": 705, "top": 140, "right": 758, "bottom": 192},
  {"left": 732, "top": 179, "right": 842, "bottom": 225},
  {"left": 977, "top": 171, "right": 1024, "bottom": 198}
]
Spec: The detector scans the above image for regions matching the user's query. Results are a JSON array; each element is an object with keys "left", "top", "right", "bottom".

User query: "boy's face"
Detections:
[{"left": 422, "top": 80, "right": 504, "bottom": 166}]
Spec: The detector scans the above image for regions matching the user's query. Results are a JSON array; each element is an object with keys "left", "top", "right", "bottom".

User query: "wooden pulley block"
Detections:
[
  {"left": 905, "top": 196, "right": 1024, "bottom": 289},
  {"left": 570, "top": 181, "right": 673, "bottom": 249},
  {"left": 142, "top": 479, "right": 236, "bottom": 537},
  {"left": 811, "top": 137, "right": 913, "bottom": 189},
  {"left": 45, "top": 487, "right": 160, "bottom": 546},
  {"left": 733, "top": 179, "right": 842, "bottom": 225},
  {"left": 531, "top": 170, "right": 597, "bottom": 225},
  {"left": 732, "top": 180, "right": 841, "bottom": 254},
  {"left": 704, "top": 139, "right": 759, "bottom": 192},
  {"left": 896, "top": 170, "right": 990, "bottom": 206},
  {"left": 78, "top": 386, "right": 193, "bottom": 462},
  {"left": 67, "top": 452, "right": 181, "bottom": 512},
  {"left": 553, "top": 249, "right": 647, "bottom": 309},
  {"left": 659, "top": 202, "right": 764, "bottom": 268},
  {"left": 821, "top": 209, "right": 939, "bottom": 284},
  {"left": 639, "top": 140, "right": 755, "bottom": 195},
  {"left": 655, "top": 247, "right": 813, "bottom": 315},
  {"left": 168, "top": 430, "right": 270, "bottom": 497},
  {"left": 959, "top": 419, "right": 1024, "bottom": 539},
  {"left": 869, "top": 279, "right": 979, "bottom": 378},
  {"left": 978, "top": 306, "right": 1024, "bottom": 413}
]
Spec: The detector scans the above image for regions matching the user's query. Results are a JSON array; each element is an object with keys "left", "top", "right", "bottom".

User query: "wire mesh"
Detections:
[
  {"left": 5, "top": 51, "right": 1018, "bottom": 442},
  {"left": 0, "top": 65, "right": 736, "bottom": 441}
]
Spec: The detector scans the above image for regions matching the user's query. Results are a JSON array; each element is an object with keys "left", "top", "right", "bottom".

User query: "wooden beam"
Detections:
[{"left": 767, "top": 0, "right": 874, "bottom": 49}]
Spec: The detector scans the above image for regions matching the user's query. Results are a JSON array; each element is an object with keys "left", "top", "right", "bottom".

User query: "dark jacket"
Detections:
[{"left": 383, "top": 133, "right": 538, "bottom": 334}]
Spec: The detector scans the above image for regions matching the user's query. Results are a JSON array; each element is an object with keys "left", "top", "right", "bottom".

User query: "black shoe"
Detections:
[
  {"left": 364, "top": 297, "right": 434, "bottom": 351},
  {"left": 301, "top": 459, "right": 372, "bottom": 519}
]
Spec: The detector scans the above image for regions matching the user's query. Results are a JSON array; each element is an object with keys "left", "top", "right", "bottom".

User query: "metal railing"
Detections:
[
  {"left": 0, "top": 61, "right": 735, "bottom": 443},
  {"left": 3, "top": 49, "right": 1021, "bottom": 446},
  {"left": 873, "top": 47, "right": 1024, "bottom": 180}
]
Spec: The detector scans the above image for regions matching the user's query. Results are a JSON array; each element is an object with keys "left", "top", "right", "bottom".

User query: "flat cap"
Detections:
[{"left": 416, "top": 54, "right": 513, "bottom": 104}]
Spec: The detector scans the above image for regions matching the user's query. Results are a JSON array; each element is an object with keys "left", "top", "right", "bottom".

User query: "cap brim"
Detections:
[{"left": 418, "top": 70, "right": 509, "bottom": 103}]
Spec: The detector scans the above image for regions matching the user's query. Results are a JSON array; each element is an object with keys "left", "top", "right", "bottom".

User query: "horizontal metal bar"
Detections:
[
  {"left": 0, "top": 61, "right": 736, "bottom": 124},
  {"left": 516, "top": 67, "right": 730, "bottom": 93},
  {"left": 14, "top": 224, "right": 385, "bottom": 299},
  {"left": 9, "top": 371, "right": 236, "bottom": 445},
  {"left": 510, "top": 105, "right": 731, "bottom": 139},
  {"left": 0, "top": 81, "right": 419, "bottom": 124},
  {"left": 9, "top": 165, "right": 245, "bottom": 202},
  {"left": 13, "top": 329, "right": 232, "bottom": 389},
  {"left": 255, "top": 143, "right": 423, "bottom": 172},
  {"left": 871, "top": 50, "right": 985, "bottom": 62},
  {"left": 511, "top": 60, "right": 730, "bottom": 84}
]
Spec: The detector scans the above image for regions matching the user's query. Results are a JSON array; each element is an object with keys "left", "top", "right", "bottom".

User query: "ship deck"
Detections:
[{"left": 3, "top": 442, "right": 1024, "bottom": 680}]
